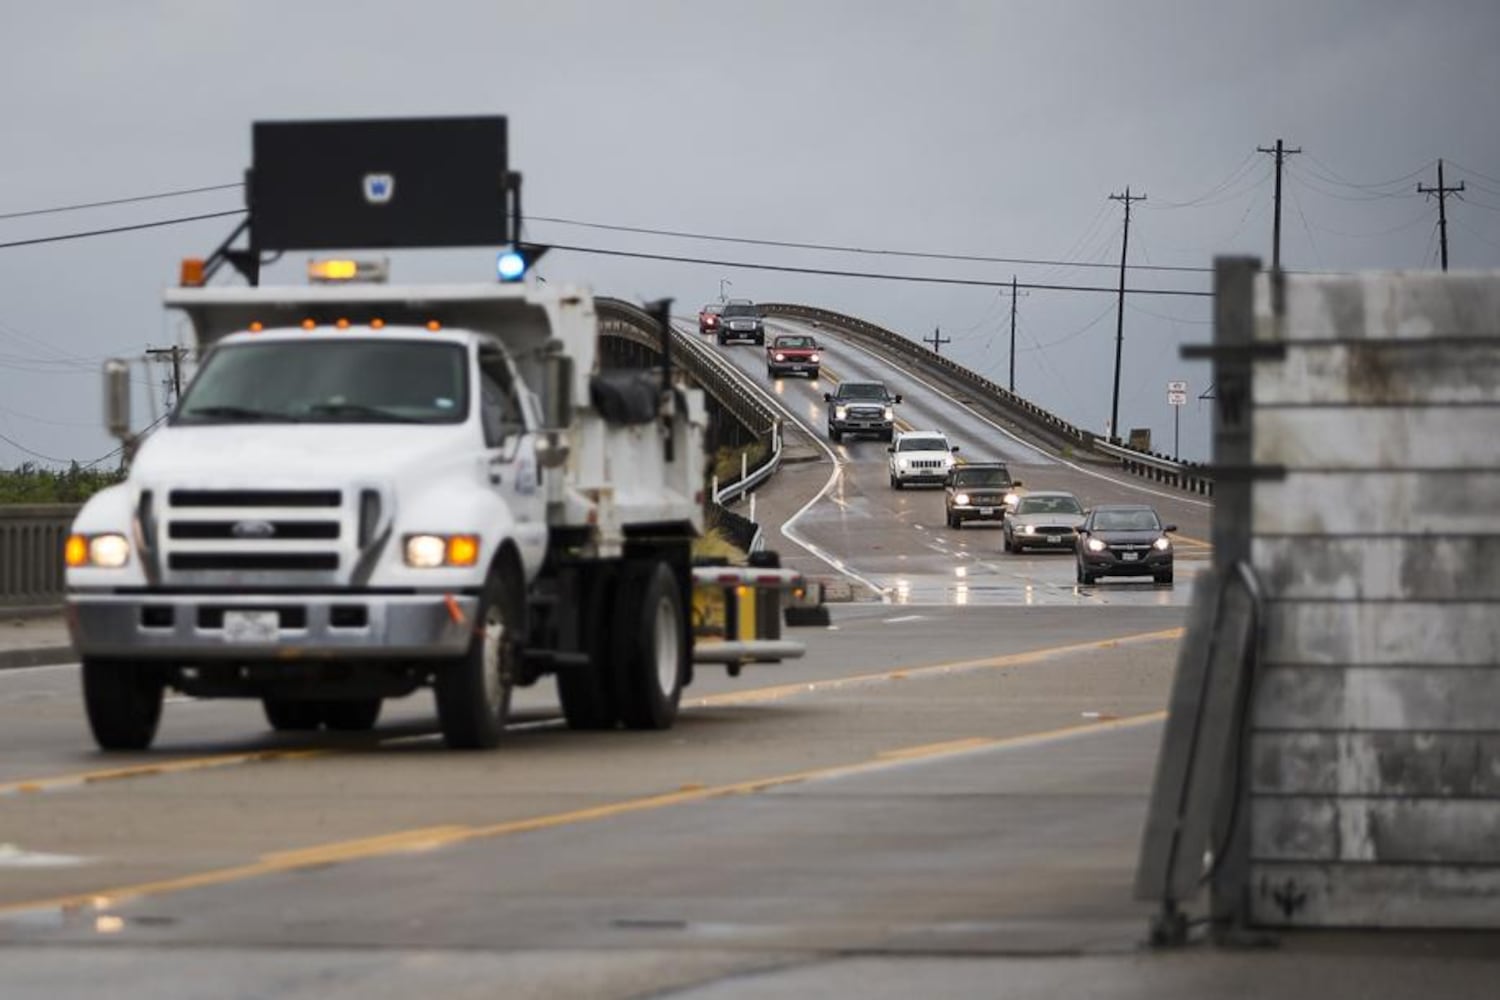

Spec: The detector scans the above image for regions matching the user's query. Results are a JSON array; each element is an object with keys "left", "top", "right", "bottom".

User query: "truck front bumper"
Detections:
[{"left": 66, "top": 591, "right": 479, "bottom": 660}]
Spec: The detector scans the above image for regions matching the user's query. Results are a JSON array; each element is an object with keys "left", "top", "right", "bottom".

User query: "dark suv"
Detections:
[
  {"left": 944, "top": 463, "right": 1021, "bottom": 528},
  {"left": 824, "top": 381, "right": 901, "bottom": 442},
  {"left": 1075, "top": 504, "right": 1177, "bottom": 585},
  {"left": 717, "top": 300, "right": 764, "bottom": 345}
]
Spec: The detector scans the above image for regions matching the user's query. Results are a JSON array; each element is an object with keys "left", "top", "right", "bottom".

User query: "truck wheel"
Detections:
[
  {"left": 263, "top": 698, "right": 322, "bottom": 731},
  {"left": 829, "top": 427, "right": 842, "bottom": 443},
  {"left": 614, "top": 561, "right": 687, "bottom": 730},
  {"left": 881, "top": 429, "right": 894, "bottom": 443},
  {"left": 83, "top": 659, "right": 165, "bottom": 751},
  {"left": 321, "top": 698, "right": 383, "bottom": 731},
  {"left": 557, "top": 573, "right": 620, "bottom": 730},
  {"left": 434, "top": 566, "right": 518, "bottom": 749}
]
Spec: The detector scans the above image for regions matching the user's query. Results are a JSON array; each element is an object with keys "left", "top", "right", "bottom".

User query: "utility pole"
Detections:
[
  {"left": 1108, "top": 186, "right": 1146, "bottom": 444},
  {"left": 1257, "top": 138, "right": 1302, "bottom": 273},
  {"left": 1418, "top": 159, "right": 1465, "bottom": 271},
  {"left": 923, "top": 326, "right": 951, "bottom": 355},
  {"left": 146, "top": 345, "right": 187, "bottom": 407},
  {"left": 1006, "top": 275, "right": 1028, "bottom": 394}
]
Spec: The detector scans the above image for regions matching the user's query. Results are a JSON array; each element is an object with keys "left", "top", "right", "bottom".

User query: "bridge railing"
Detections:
[
  {"left": 760, "top": 302, "right": 1212, "bottom": 496},
  {"left": 0, "top": 504, "right": 78, "bottom": 608}
]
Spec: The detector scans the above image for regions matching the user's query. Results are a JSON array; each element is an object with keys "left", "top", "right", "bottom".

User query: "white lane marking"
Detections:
[
  {"left": 789, "top": 321, "right": 1212, "bottom": 509},
  {"left": 0, "top": 662, "right": 78, "bottom": 677},
  {"left": 673, "top": 322, "right": 890, "bottom": 599},
  {"left": 883, "top": 615, "right": 926, "bottom": 624},
  {"left": 0, "top": 844, "right": 92, "bottom": 868}
]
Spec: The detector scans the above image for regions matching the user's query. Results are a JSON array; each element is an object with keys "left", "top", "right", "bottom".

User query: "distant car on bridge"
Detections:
[
  {"left": 887, "top": 431, "right": 957, "bottom": 489},
  {"left": 943, "top": 462, "right": 1021, "bottom": 527},
  {"left": 765, "top": 333, "right": 821, "bottom": 379},
  {"left": 716, "top": 300, "right": 764, "bottom": 346},
  {"left": 698, "top": 302, "right": 723, "bottom": 335},
  {"left": 824, "top": 380, "right": 901, "bottom": 442},
  {"left": 1002, "top": 490, "right": 1084, "bottom": 552},
  {"left": 1074, "top": 504, "right": 1176, "bottom": 586}
]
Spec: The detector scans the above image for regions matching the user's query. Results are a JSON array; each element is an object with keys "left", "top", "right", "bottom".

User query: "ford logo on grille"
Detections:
[{"left": 231, "top": 520, "right": 276, "bottom": 539}]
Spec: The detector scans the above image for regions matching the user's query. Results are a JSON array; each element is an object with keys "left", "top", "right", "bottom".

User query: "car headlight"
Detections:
[
  {"left": 65, "top": 532, "right": 131, "bottom": 569},
  {"left": 1086, "top": 538, "right": 1108, "bottom": 552},
  {"left": 1153, "top": 536, "right": 1172, "bottom": 551},
  {"left": 1022, "top": 524, "right": 1036, "bottom": 535},
  {"left": 1004, "top": 492, "right": 1020, "bottom": 507},
  {"left": 809, "top": 353, "right": 820, "bottom": 363},
  {"left": 953, "top": 493, "right": 970, "bottom": 506},
  {"left": 882, "top": 406, "right": 894, "bottom": 420},
  {"left": 404, "top": 533, "right": 481, "bottom": 568},
  {"left": 898, "top": 458, "right": 910, "bottom": 469},
  {"left": 834, "top": 405, "right": 848, "bottom": 419},
  {"left": 774, "top": 352, "right": 786, "bottom": 362}
]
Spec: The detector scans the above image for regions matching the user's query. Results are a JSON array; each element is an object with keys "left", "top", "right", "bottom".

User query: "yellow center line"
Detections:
[
  {"left": 0, "top": 748, "right": 329, "bottom": 798},
  {"left": 686, "top": 626, "right": 1184, "bottom": 708},
  {"left": 0, "top": 710, "right": 1166, "bottom": 918}
]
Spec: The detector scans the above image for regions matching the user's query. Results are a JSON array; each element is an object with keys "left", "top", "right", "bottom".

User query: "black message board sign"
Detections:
[{"left": 251, "top": 117, "right": 509, "bottom": 251}]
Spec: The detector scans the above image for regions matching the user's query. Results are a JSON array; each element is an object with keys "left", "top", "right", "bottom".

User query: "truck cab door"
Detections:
[{"left": 478, "top": 347, "right": 547, "bottom": 577}]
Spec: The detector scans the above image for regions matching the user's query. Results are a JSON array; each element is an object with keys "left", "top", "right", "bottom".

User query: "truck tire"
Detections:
[
  {"left": 829, "top": 427, "right": 842, "bottom": 443},
  {"left": 557, "top": 573, "right": 620, "bottom": 730},
  {"left": 434, "top": 566, "right": 519, "bottom": 749},
  {"left": 263, "top": 698, "right": 322, "bottom": 731},
  {"left": 614, "top": 561, "right": 687, "bottom": 730},
  {"left": 321, "top": 698, "right": 383, "bottom": 731},
  {"left": 82, "top": 659, "right": 165, "bottom": 751},
  {"left": 881, "top": 429, "right": 894, "bottom": 443}
]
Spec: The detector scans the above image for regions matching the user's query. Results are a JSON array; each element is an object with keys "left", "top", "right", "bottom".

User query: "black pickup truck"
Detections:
[{"left": 824, "top": 381, "right": 902, "bottom": 442}]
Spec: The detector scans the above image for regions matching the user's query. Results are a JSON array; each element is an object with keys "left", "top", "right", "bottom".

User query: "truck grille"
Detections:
[
  {"left": 160, "top": 489, "right": 348, "bottom": 578},
  {"left": 848, "top": 406, "right": 884, "bottom": 420}
]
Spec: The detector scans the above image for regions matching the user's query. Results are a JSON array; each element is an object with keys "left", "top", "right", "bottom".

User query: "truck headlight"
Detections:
[
  {"left": 953, "top": 493, "right": 970, "bottom": 506},
  {"left": 883, "top": 406, "right": 894, "bottom": 420},
  {"left": 1153, "top": 536, "right": 1172, "bottom": 551},
  {"left": 1004, "top": 492, "right": 1020, "bottom": 507},
  {"left": 66, "top": 533, "right": 131, "bottom": 569},
  {"left": 774, "top": 352, "right": 786, "bottom": 362},
  {"left": 834, "top": 405, "right": 848, "bottom": 419},
  {"left": 809, "top": 353, "right": 820, "bottom": 363},
  {"left": 404, "top": 533, "right": 480, "bottom": 568}
]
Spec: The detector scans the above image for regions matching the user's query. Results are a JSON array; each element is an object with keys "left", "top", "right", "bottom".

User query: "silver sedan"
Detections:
[{"left": 1002, "top": 491, "right": 1086, "bottom": 553}]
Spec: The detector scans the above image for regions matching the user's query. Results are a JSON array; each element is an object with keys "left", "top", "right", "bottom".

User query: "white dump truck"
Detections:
[{"left": 64, "top": 116, "right": 805, "bottom": 750}]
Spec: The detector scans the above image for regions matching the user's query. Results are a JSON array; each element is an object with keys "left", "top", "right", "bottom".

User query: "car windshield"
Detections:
[
  {"left": 1016, "top": 495, "right": 1083, "bottom": 516},
  {"left": 703, "top": 304, "right": 722, "bottom": 314},
  {"left": 176, "top": 338, "right": 469, "bottom": 425},
  {"left": 1092, "top": 508, "right": 1161, "bottom": 531},
  {"left": 953, "top": 468, "right": 1010, "bottom": 487},
  {"left": 838, "top": 384, "right": 888, "bottom": 401},
  {"left": 723, "top": 304, "right": 758, "bottom": 317},
  {"left": 775, "top": 336, "right": 814, "bottom": 349},
  {"left": 898, "top": 437, "right": 947, "bottom": 452}
]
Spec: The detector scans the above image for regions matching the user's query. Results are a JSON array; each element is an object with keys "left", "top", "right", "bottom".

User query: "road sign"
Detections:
[{"left": 1168, "top": 379, "right": 1188, "bottom": 406}]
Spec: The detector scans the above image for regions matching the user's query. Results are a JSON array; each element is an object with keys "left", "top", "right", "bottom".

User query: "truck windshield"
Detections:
[
  {"left": 838, "top": 384, "right": 888, "bottom": 401},
  {"left": 176, "top": 339, "right": 469, "bottom": 425},
  {"left": 723, "top": 304, "right": 759, "bottom": 317},
  {"left": 953, "top": 468, "right": 1009, "bottom": 487}
]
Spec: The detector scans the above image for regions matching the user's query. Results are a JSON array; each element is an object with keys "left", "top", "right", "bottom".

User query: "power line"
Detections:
[
  {"left": 0, "top": 183, "right": 243, "bottom": 221},
  {"left": 0, "top": 210, "right": 247, "bottom": 250},
  {"left": 545, "top": 241, "right": 1211, "bottom": 297}
]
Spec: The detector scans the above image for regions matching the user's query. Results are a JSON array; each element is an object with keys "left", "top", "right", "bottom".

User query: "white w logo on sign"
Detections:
[{"left": 363, "top": 173, "right": 395, "bottom": 205}]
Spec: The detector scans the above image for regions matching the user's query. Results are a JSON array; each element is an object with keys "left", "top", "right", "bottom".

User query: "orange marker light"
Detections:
[
  {"left": 335, "top": 317, "right": 350, "bottom": 330},
  {"left": 425, "top": 320, "right": 442, "bottom": 332},
  {"left": 247, "top": 321, "right": 264, "bottom": 333},
  {"left": 64, "top": 534, "right": 88, "bottom": 568},
  {"left": 446, "top": 535, "right": 480, "bottom": 567},
  {"left": 369, "top": 318, "right": 386, "bottom": 330},
  {"left": 301, "top": 318, "right": 316, "bottom": 330},
  {"left": 179, "top": 258, "right": 206, "bottom": 287}
]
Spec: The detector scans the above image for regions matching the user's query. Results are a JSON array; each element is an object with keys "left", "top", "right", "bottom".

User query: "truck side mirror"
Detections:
[
  {"left": 104, "top": 359, "right": 132, "bottom": 441},
  {"left": 823, "top": 392, "right": 833, "bottom": 403},
  {"left": 1012, "top": 479, "right": 1023, "bottom": 488},
  {"left": 894, "top": 394, "right": 903, "bottom": 404}
]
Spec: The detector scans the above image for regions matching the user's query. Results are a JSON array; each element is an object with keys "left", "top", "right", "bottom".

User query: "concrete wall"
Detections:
[{"left": 1246, "top": 271, "right": 1500, "bottom": 927}]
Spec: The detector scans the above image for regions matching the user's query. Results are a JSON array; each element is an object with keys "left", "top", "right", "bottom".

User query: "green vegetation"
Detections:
[{"left": 0, "top": 462, "right": 124, "bottom": 505}]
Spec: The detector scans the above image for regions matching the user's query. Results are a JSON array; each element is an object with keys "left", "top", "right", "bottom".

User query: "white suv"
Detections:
[{"left": 887, "top": 431, "right": 958, "bottom": 489}]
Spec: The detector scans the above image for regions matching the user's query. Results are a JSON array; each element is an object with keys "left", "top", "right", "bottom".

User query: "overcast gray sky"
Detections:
[{"left": 3, "top": 0, "right": 1499, "bottom": 466}]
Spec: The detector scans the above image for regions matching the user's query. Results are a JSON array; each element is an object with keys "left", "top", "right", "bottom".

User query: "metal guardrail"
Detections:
[
  {"left": 0, "top": 504, "right": 79, "bottom": 608},
  {"left": 1093, "top": 440, "right": 1215, "bottom": 496},
  {"left": 760, "top": 302, "right": 1212, "bottom": 497}
]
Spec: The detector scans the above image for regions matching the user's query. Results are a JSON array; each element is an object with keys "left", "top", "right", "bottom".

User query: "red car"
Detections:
[
  {"left": 766, "top": 333, "right": 821, "bottom": 379},
  {"left": 698, "top": 302, "right": 724, "bottom": 335}
]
